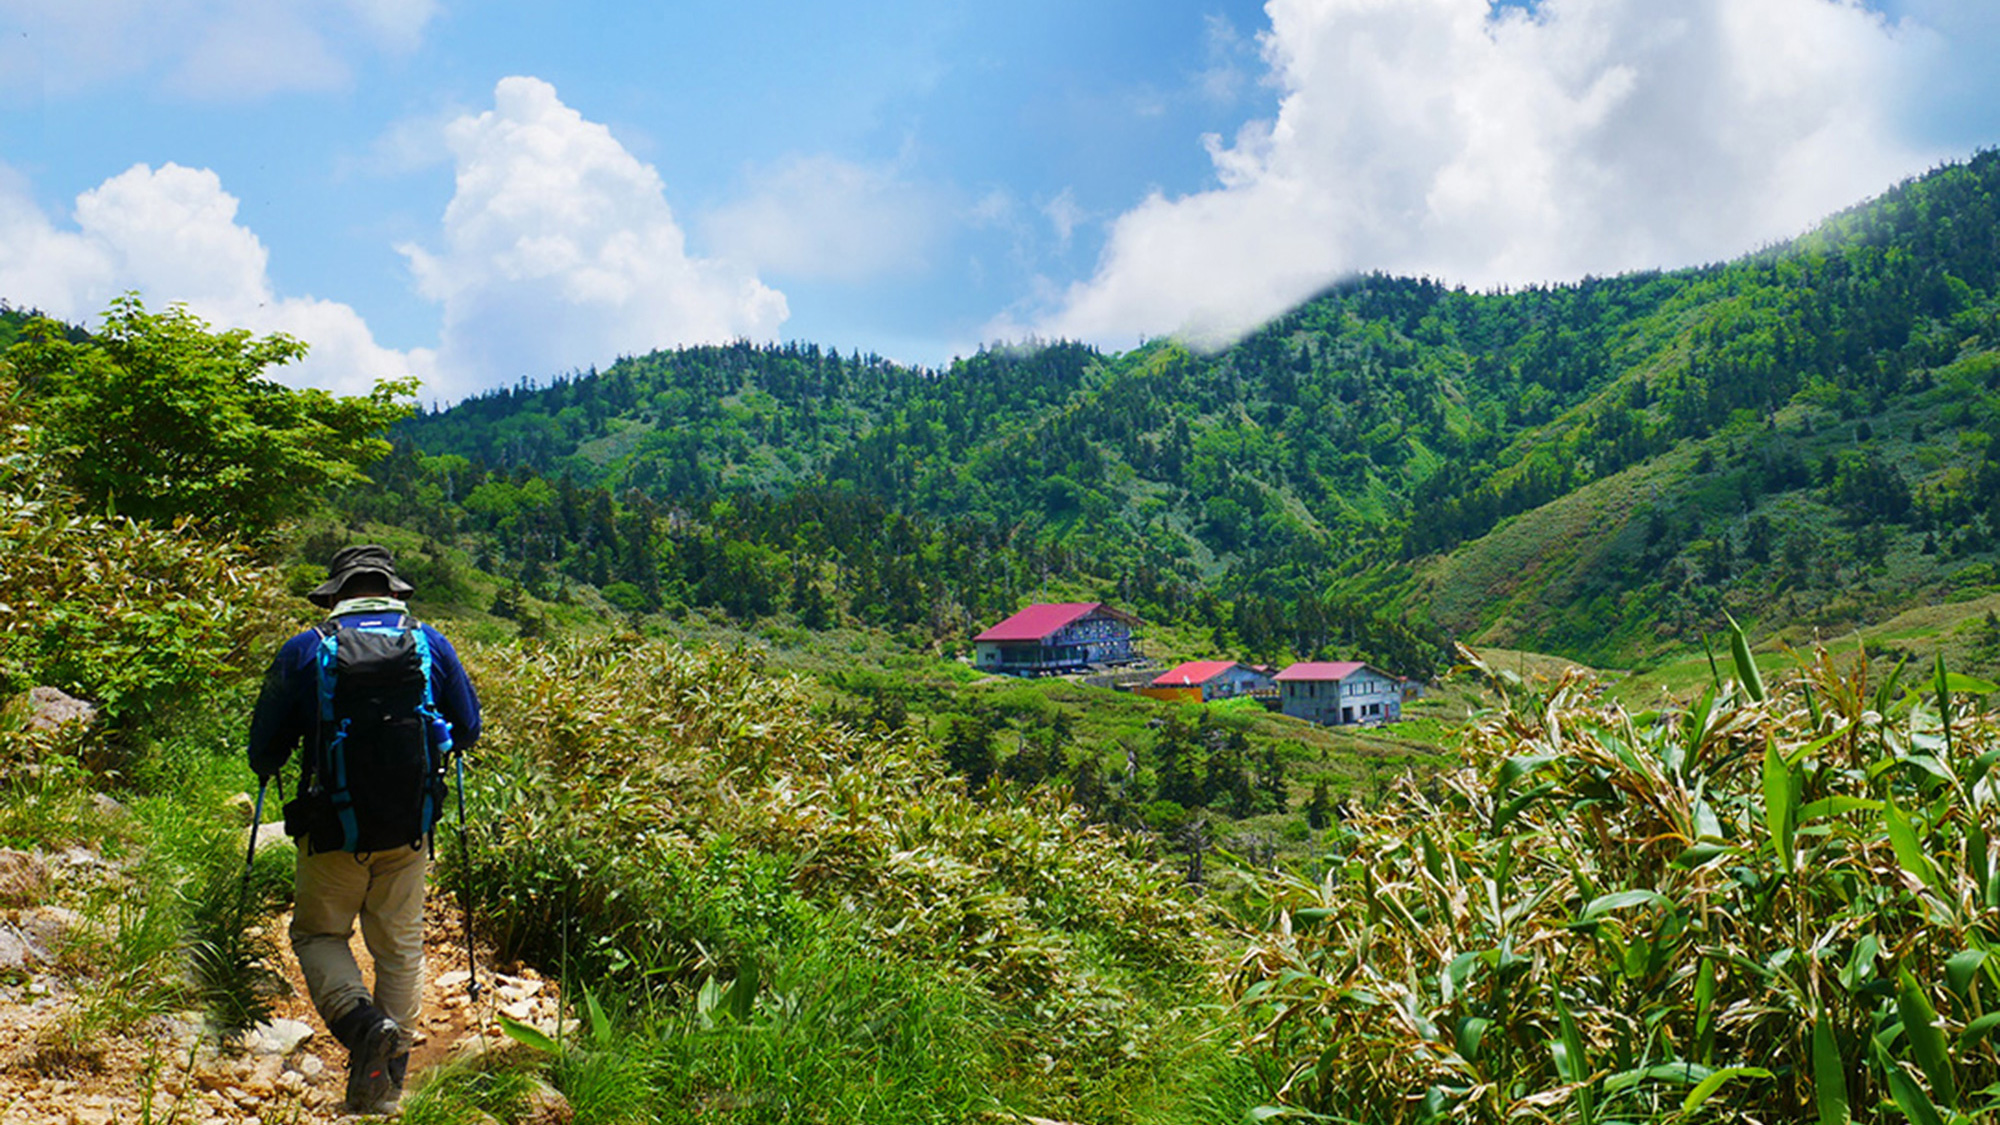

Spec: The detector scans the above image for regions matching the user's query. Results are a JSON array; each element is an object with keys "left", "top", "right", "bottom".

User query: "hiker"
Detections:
[{"left": 247, "top": 545, "right": 482, "bottom": 1114}]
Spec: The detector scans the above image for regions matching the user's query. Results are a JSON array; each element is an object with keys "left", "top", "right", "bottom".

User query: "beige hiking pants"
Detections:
[{"left": 291, "top": 842, "right": 429, "bottom": 1030}]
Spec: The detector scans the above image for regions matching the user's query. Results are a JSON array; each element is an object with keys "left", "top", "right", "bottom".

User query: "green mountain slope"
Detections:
[{"left": 391, "top": 151, "right": 2000, "bottom": 668}]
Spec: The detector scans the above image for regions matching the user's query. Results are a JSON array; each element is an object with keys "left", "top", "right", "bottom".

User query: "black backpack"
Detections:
[{"left": 288, "top": 615, "right": 454, "bottom": 853}]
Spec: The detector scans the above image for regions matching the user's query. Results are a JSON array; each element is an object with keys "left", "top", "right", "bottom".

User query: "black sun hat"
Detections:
[{"left": 307, "top": 544, "right": 415, "bottom": 608}]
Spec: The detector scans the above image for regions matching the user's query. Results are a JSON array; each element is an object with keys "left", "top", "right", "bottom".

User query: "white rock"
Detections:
[
  {"left": 56, "top": 845, "right": 100, "bottom": 868},
  {"left": 248, "top": 1017, "right": 314, "bottom": 1055},
  {"left": 0, "top": 926, "right": 32, "bottom": 969},
  {"left": 243, "top": 1056, "right": 285, "bottom": 1096},
  {"left": 496, "top": 978, "right": 543, "bottom": 1002},
  {"left": 500, "top": 998, "right": 536, "bottom": 1020},
  {"left": 434, "top": 970, "right": 471, "bottom": 990},
  {"left": 291, "top": 1054, "right": 326, "bottom": 1080}
]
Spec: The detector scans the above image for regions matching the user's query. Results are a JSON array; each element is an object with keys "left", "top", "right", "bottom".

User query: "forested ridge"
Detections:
[{"left": 384, "top": 150, "right": 2000, "bottom": 670}]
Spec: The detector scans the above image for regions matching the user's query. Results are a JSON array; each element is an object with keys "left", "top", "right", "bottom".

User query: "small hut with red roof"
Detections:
[
  {"left": 1137, "top": 660, "right": 1273, "bottom": 704},
  {"left": 973, "top": 602, "right": 1141, "bottom": 676},
  {"left": 1275, "top": 661, "right": 1403, "bottom": 726}
]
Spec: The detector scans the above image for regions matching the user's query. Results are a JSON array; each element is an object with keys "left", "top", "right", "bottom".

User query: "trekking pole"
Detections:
[
  {"left": 239, "top": 774, "right": 270, "bottom": 918},
  {"left": 453, "top": 749, "right": 482, "bottom": 1003}
]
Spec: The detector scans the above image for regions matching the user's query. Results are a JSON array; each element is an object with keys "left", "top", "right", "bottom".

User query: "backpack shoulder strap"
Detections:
[
  {"left": 407, "top": 619, "right": 442, "bottom": 718},
  {"left": 313, "top": 622, "right": 343, "bottom": 722},
  {"left": 299, "top": 621, "right": 343, "bottom": 804}
]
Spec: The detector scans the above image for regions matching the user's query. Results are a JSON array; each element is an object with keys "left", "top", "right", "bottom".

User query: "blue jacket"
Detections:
[{"left": 248, "top": 609, "right": 482, "bottom": 781}]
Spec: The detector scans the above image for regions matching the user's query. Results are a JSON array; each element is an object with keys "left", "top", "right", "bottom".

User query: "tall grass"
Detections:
[
  {"left": 1228, "top": 639, "right": 2000, "bottom": 1121},
  {"left": 401, "top": 921, "right": 1268, "bottom": 1125},
  {"left": 432, "top": 634, "right": 1260, "bottom": 1122}
]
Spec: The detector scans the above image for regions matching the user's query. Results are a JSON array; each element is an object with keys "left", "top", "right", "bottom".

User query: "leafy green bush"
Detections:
[
  {"left": 0, "top": 361, "right": 291, "bottom": 730},
  {"left": 1229, "top": 642, "right": 2000, "bottom": 1122},
  {"left": 7, "top": 295, "right": 412, "bottom": 540}
]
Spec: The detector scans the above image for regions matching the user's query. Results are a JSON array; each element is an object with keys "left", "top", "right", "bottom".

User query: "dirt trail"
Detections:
[{"left": 1, "top": 885, "right": 563, "bottom": 1124}]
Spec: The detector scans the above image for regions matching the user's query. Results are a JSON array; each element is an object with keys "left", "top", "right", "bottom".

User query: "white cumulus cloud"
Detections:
[
  {"left": 0, "top": 0, "right": 439, "bottom": 97},
  {"left": 1019, "top": 0, "right": 1949, "bottom": 351},
  {"left": 0, "top": 161, "right": 427, "bottom": 396},
  {"left": 401, "top": 77, "right": 789, "bottom": 402}
]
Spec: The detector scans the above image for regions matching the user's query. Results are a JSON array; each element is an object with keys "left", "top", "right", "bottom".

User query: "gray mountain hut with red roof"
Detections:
[
  {"left": 973, "top": 602, "right": 1142, "bottom": 676},
  {"left": 1275, "top": 661, "right": 1404, "bottom": 726}
]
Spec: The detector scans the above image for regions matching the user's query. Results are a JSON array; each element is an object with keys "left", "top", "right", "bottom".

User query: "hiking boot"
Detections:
[{"left": 345, "top": 1015, "right": 402, "bottom": 1114}]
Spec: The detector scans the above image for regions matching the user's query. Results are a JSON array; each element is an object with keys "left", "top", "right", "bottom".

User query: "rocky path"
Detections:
[{"left": 1, "top": 851, "right": 567, "bottom": 1124}]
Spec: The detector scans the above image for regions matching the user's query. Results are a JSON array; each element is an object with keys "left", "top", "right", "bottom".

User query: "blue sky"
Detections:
[{"left": 0, "top": 1, "right": 1997, "bottom": 402}]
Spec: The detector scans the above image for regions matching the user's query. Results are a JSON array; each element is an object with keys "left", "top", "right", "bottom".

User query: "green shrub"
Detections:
[
  {"left": 0, "top": 365, "right": 291, "bottom": 732},
  {"left": 1229, "top": 646, "right": 2000, "bottom": 1121},
  {"left": 7, "top": 296, "right": 412, "bottom": 540}
]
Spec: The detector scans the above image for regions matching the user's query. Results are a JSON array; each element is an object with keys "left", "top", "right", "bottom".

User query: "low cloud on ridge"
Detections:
[{"left": 1013, "top": 0, "right": 1955, "bottom": 352}]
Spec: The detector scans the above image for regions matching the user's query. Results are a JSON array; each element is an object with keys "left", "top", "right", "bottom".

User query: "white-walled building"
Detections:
[{"left": 1274, "top": 661, "right": 1403, "bottom": 726}]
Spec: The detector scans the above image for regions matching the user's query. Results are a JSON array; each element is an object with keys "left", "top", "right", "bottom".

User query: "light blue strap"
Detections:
[
  {"left": 410, "top": 622, "right": 451, "bottom": 835},
  {"left": 316, "top": 630, "right": 341, "bottom": 722},
  {"left": 316, "top": 626, "right": 360, "bottom": 850},
  {"left": 411, "top": 621, "right": 437, "bottom": 706}
]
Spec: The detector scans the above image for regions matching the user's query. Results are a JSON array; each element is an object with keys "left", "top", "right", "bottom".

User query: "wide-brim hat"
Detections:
[{"left": 307, "top": 544, "right": 415, "bottom": 608}]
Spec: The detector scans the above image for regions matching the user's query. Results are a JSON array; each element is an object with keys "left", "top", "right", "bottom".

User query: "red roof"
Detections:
[
  {"left": 974, "top": 603, "right": 1103, "bottom": 643},
  {"left": 1150, "top": 660, "right": 1244, "bottom": 687},
  {"left": 1275, "top": 661, "right": 1367, "bottom": 682}
]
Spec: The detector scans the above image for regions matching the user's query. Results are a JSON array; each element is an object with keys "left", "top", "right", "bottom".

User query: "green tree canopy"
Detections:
[{"left": 7, "top": 295, "right": 414, "bottom": 539}]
